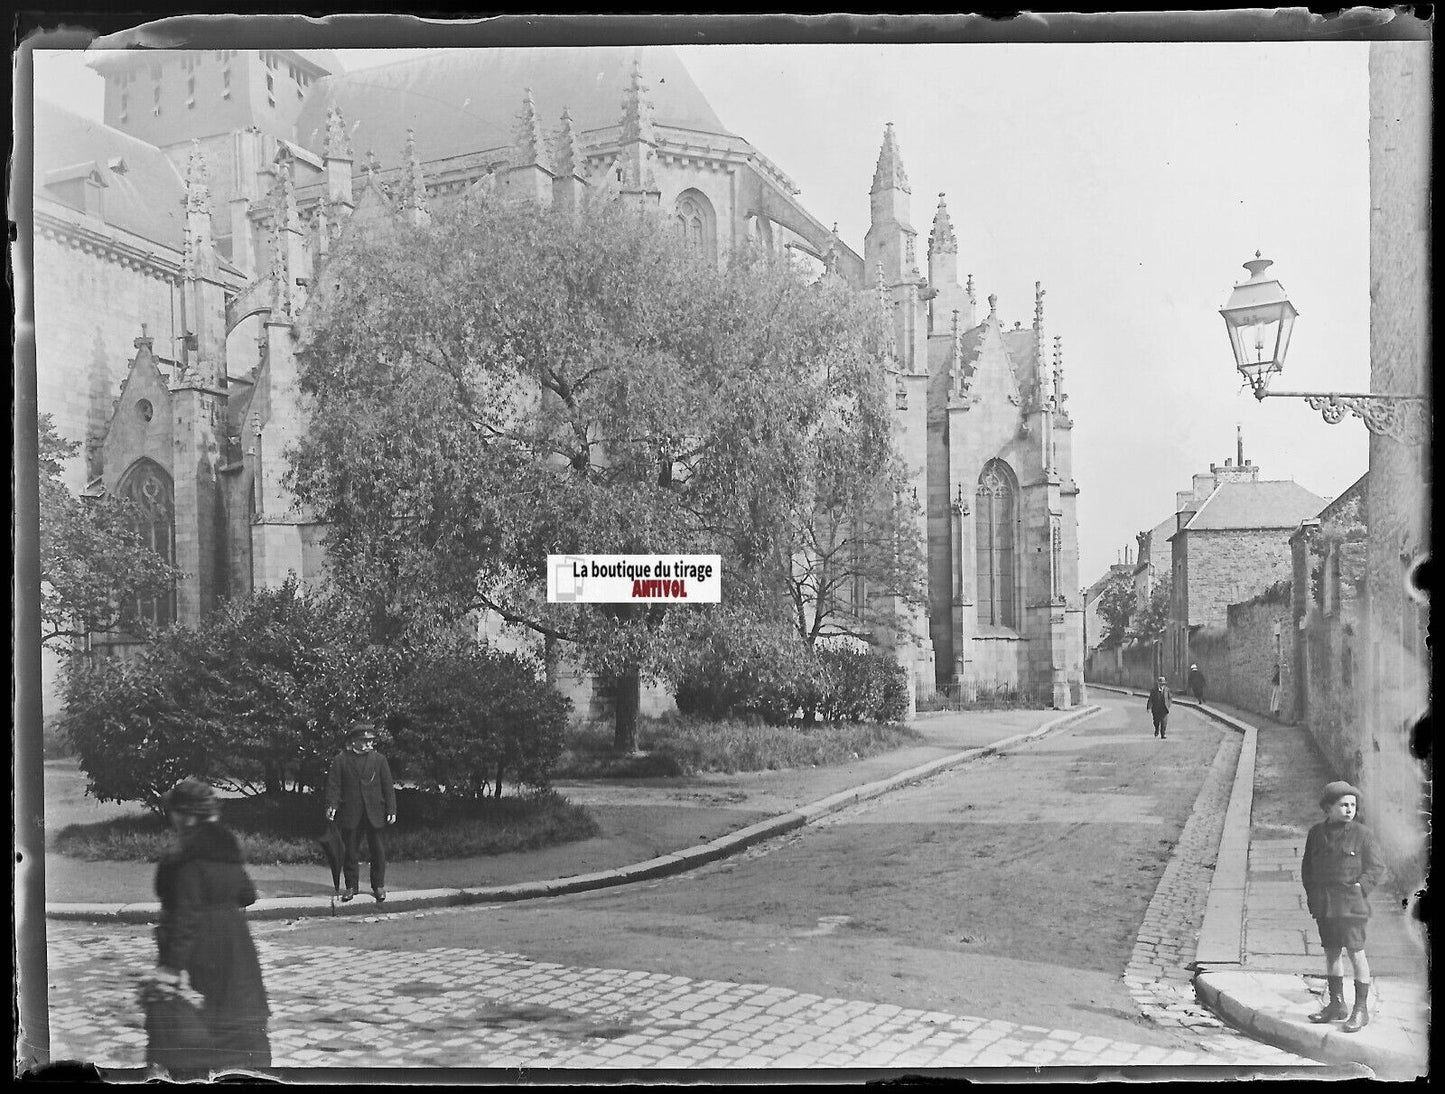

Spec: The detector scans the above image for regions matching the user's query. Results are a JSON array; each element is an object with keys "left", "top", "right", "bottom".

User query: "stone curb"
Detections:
[
  {"left": 46, "top": 705, "right": 1101, "bottom": 925},
  {"left": 1194, "top": 972, "right": 1421, "bottom": 1080},
  {"left": 1091, "top": 684, "right": 1424, "bottom": 1079}
]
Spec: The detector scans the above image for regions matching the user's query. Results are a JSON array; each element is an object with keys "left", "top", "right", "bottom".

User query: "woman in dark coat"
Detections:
[{"left": 153, "top": 778, "right": 271, "bottom": 1071}]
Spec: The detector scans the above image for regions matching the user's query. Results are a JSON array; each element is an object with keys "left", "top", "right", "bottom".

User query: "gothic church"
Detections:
[{"left": 31, "top": 46, "right": 1084, "bottom": 707}]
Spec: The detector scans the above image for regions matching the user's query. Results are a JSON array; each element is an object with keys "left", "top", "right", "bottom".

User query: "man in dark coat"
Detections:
[
  {"left": 1301, "top": 781, "right": 1387, "bottom": 1033},
  {"left": 153, "top": 778, "right": 270, "bottom": 1073},
  {"left": 1145, "top": 676, "right": 1172, "bottom": 738},
  {"left": 325, "top": 722, "right": 397, "bottom": 902},
  {"left": 1187, "top": 664, "right": 1207, "bottom": 704}
]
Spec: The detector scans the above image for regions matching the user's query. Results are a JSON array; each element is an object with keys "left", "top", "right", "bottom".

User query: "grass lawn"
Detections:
[{"left": 556, "top": 715, "right": 924, "bottom": 778}]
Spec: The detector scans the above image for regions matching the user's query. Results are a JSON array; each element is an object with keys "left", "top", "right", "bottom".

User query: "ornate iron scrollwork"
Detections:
[{"left": 1302, "top": 393, "right": 1428, "bottom": 445}]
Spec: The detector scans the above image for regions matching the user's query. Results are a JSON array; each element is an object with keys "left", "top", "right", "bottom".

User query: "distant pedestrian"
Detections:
[
  {"left": 1187, "top": 664, "right": 1207, "bottom": 704},
  {"left": 1145, "top": 676, "right": 1172, "bottom": 739},
  {"left": 1269, "top": 665, "right": 1282, "bottom": 720},
  {"left": 1302, "top": 781, "right": 1387, "bottom": 1033},
  {"left": 150, "top": 778, "right": 271, "bottom": 1073},
  {"left": 325, "top": 722, "right": 397, "bottom": 903}
]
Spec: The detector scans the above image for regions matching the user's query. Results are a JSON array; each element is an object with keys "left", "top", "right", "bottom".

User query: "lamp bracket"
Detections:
[{"left": 1258, "top": 390, "right": 1429, "bottom": 444}]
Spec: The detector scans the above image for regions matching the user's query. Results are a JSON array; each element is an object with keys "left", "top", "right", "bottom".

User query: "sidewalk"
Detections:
[
  {"left": 1095, "top": 685, "right": 1429, "bottom": 1080},
  {"left": 45, "top": 705, "right": 1098, "bottom": 922}
]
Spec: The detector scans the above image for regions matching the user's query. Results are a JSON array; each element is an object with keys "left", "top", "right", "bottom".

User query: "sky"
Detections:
[{"left": 28, "top": 34, "right": 1377, "bottom": 586}]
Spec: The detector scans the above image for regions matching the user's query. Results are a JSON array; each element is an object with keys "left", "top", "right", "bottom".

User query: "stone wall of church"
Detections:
[{"left": 33, "top": 228, "right": 183, "bottom": 490}]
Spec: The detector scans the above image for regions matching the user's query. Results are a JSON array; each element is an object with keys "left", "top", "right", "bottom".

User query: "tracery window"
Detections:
[
  {"left": 673, "top": 190, "right": 716, "bottom": 264},
  {"left": 974, "top": 459, "right": 1017, "bottom": 628},
  {"left": 117, "top": 460, "right": 176, "bottom": 630}
]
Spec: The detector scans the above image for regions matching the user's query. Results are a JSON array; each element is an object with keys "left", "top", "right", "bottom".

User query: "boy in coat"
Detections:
[
  {"left": 1145, "top": 676, "right": 1172, "bottom": 738},
  {"left": 325, "top": 723, "right": 397, "bottom": 902},
  {"left": 1301, "top": 781, "right": 1387, "bottom": 1032}
]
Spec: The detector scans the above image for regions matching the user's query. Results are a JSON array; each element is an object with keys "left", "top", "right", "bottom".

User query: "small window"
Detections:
[{"left": 136, "top": 399, "right": 153, "bottom": 422}]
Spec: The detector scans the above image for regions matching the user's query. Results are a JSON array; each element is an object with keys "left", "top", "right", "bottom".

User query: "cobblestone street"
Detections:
[{"left": 47, "top": 918, "right": 1308, "bottom": 1073}]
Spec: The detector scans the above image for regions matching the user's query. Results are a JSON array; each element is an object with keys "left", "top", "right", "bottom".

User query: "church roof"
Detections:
[
  {"left": 292, "top": 46, "right": 734, "bottom": 167},
  {"left": 34, "top": 98, "right": 186, "bottom": 250},
  {"left": 1182, "top": 480, "right": 1328, "bottom": 532}
]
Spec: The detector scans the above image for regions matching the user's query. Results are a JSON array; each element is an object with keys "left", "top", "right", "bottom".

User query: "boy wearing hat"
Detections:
[
  {"left": 1301, "top": 781, "right": 1387, "bottom": 1033},
  {"left": 324, "top": 723, "right": 397, "bottom": 902}
]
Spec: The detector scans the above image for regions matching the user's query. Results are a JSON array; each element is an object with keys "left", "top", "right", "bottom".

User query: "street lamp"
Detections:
[{"left": 1219, "top": 253, "right": 1428, "bottom": 444}]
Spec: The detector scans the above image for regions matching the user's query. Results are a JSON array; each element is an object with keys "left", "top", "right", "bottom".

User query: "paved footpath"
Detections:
[{"left": 47, "top": 914, "right": 1312, "bottom": 1074}]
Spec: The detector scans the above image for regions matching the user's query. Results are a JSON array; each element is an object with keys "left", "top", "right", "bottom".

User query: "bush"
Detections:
[
  {"left": 62, "top": 581, "right": 402, "bottom": 809},
  {"left": 814, "top": 646, "right": 909, "bottom": 723},
  {"left": 391, "top": 642, "right": 570, "bottom": 797},
  {"left": 62, "top": 581, "right": 570, "bottom": 810},
  {"left": 668, "top": 608, "right": 818, "bottom": 725}
]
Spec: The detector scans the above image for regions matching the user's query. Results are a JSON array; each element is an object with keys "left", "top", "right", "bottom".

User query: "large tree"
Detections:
[
  {"left": 291, "top": 195, "right": 918, "bottom": 750},
  {"left": 37, "top": 414, "right": 181, "bottom": 649}
]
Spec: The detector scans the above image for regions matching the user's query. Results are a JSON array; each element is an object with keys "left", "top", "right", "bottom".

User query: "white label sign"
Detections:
[{"left": 547, "top": 555, "right": 722, "bottom": 604}]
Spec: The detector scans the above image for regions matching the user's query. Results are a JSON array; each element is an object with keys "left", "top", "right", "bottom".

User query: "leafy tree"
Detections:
[
  {"left": 291, "top": 195, "right": 917, "bottom": 751},
  {"left": 1130, "top": 573, "right": 1172, "bottom": 644},
  {"left": 37, "top": 414, "right": 180, "bottom": 648},
  {"left": 1094, "top": 573, "right": 1135, "bottom": 648}
]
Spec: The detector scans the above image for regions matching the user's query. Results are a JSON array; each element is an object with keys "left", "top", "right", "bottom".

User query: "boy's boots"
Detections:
[
  {"left": 1309, "top": 976, "right": 1349, "bottom": 1023},
  {"left": 1341, "top": 981, "right": 1371, "bottom": 1033}
]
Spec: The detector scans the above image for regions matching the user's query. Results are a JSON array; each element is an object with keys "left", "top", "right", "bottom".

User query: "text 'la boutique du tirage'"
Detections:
[{"left": 545, "top": 555, "right": 722, "bottom": 604}]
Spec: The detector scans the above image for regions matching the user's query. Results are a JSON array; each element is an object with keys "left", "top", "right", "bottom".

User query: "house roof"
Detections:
[
  {"left": 34, "top": 98, "right": 186, "bottom": 251},
  {"left": 292, "top": 46, "right": 735, "bottom": 167},
  {"left": 1182, "top": 480, "right": 1328, "bottom": 532}
]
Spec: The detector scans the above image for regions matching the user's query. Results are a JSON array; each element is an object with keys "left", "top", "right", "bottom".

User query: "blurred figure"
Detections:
[{"left": 151, "top": 778, "right": 270, "bottom": 1073}]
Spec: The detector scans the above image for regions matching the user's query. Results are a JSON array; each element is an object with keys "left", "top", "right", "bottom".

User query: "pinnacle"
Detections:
[
  {"left": 871, "top": 122, "right": 911, "bottom": 195},
  {"left": 515, "top": 89, "right": 550, "bottom": 170},
  {"left": 930, "top": 192, "right": 957, "bottom": 256}
]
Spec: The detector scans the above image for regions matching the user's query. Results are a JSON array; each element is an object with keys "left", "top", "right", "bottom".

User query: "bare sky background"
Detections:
[{"left": 30, "top": 40, "right": 1374, "bottom": 586}]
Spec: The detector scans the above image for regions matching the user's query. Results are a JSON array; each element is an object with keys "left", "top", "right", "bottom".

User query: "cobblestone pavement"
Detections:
[
  {"left": 47, "top": 919, "right": 1314, "bottom": 1074},
  {"left": 1122, "top": 714, "right": 1251, "bottom": 1041}
]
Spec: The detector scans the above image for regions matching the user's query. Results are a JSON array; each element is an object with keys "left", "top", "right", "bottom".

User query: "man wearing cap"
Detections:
[
  {"left": 1187, "top": 664, "right": 1206, "bottom": 705},
  {"left": 324, "top": 723, "right": 397, "bottom": 902},
  {"left": 1145, "top": 676, "right": 1173, "bottom": 739},
  {"left": 1301, "top": 781, "right": 1387, "bottom": 1033}
]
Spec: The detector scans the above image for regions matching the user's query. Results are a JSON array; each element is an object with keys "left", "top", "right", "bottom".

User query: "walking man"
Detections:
[
  {"left": 1187, "top": 663, "right": 1207, "bottom": 705},
  {"left": 1146, "top": 676, "right": 1172, "bottom": 739},
  {"left": 325, "top": 723, "right": 396, "bottom": 903}
]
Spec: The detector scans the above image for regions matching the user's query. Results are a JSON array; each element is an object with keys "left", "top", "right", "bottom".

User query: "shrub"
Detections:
[
  {"left": 62, "top": 581, "right": 403, "bottom": 808},
  {"left": 668, "top": 608, "right": 817, "bottom": 725},
  {"left": 391, "top": 642, "right": 570, "bottom": 797},
  {"left": 815, "top": 646, "right": 908, "bottom": 723}
]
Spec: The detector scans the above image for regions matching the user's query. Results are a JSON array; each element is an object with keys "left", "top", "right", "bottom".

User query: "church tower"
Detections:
[{"left": 863, "top": 125, "right": 935, "bottom": 705}]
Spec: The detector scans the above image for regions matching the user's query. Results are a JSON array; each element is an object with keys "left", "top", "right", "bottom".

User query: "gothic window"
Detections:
[
  {"left": 117, "top": 460, "right": 176, "bottom": 630},
  {"left": 673, "top": 190, "right": 717, "bottom": 264},
  {"left": 975, "top": 459, "right": 1017, "bottom": 628}
]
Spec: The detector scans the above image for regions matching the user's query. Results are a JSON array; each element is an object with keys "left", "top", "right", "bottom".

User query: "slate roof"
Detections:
[
  {"left": 1182, "top": 480, "right": 1328, "bottom": 532},
  {"left": 34, "top": 98, "right": 186, "bottom": 251},
  {"left": 292, "top": 46, "right": 735, "bottom": 167}
]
